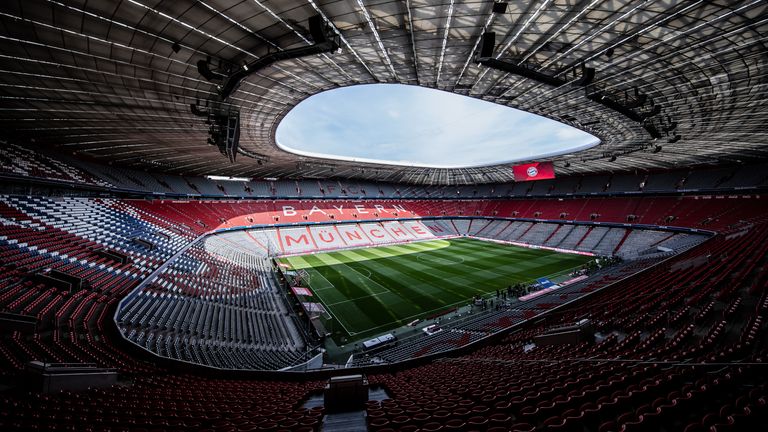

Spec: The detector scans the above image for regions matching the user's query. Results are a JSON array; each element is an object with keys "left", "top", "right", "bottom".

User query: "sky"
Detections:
[{"left": 275, "top": 84, "right": 600, "bottom": 169}]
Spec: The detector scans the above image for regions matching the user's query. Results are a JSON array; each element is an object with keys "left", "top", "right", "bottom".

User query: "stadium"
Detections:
[{"left": 0, "top": 1, "right": 767, "bottom": 431}]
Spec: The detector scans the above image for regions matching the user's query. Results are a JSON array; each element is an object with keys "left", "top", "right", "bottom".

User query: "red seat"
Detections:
[
  {"left": 466, "top": 415, "right": 488, "bottom": 429},
  {"left": 368, "top": 417, "right": 389, "bottom": 431},
  {"left": 444, "top": 418, "right": 465, "bottom": 430},
  {"left": 421, "top": 422, "right": 444, "bottom": 432},
  {"left": 510, "top": 423, "right": 535, "bottom": 432}
]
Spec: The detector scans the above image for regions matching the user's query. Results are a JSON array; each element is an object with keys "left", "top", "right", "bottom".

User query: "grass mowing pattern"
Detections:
[{"left": 278, "top": 237, "right": 593, "bottom": 342}]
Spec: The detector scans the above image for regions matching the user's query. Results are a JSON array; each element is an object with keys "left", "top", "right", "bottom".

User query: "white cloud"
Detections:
[{"left": 275, "top": 84, "right": 600, "bottom": 168}]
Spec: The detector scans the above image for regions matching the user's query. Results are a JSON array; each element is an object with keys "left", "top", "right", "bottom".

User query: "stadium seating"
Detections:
[
  {"left": 117, "top": 237, "right": 308, "bottom": 370},
  {"left": 111, "top": 209, "right": 709, "bottom": 370},
  {"left": 0, "top": 143, "right": 113, "bottom": 188},
  {"left": 0, "top": 374, "right": 326, "bottom": 431},
  {"left": 364, "top": 221, "right": 768, "bottom": 431},
  {"left": 1, "top": 187, "right": 766, "bottom": 430},
  {"left": 5, "top": 141, "right": 767, "bottom": 199}
]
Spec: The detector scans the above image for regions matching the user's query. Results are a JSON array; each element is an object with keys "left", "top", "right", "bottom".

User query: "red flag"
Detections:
[{"left": 512, "top": 162, "right": 555, "bottom": 182}]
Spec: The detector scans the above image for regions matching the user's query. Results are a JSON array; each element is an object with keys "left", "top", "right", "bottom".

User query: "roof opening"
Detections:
[{"left": 275, "top": 84, "right": 599, "bottom": 169}]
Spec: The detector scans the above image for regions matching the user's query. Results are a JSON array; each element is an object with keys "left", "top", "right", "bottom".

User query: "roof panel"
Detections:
[{"left": 0, "top": 0, "right": 765, "bottom": 184}]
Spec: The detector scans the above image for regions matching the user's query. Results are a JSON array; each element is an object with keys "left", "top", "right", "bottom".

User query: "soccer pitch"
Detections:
[{"left": 278, "top": 237, "right": 593, "bottom": 342}]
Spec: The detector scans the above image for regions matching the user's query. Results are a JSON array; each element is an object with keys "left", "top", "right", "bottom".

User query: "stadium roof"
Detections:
[{"left": 0, "top": 0, "right": 766, "bottom": 185}]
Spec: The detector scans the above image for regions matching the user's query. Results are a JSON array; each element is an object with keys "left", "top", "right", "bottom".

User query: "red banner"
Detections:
[{"left": 512, "top": 161, "right": 555, "bottom": 182}]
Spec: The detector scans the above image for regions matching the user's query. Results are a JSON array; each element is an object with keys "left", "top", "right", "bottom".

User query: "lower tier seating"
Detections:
[{"left": 117, "top": 237, "right": 308, "bottom": 370}]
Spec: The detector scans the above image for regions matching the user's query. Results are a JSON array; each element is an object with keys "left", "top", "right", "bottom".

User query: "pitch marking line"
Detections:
[
  {"left": 334, "top": 260, "right": 395, "bottom": 298},
  {"left": 350, "top": 267, "right": 372, "bottom": 279},
  {"left": 315, "top": 252, "right": 388, "bottom": 295},
  {"left": 410, "top": 249, "right": 513, "bottom": 280},
  {"left": 315, "top": 252, "right": 413, "bottom": 334},
  {"left": 320, "top": 253, "right": 488, "bottom": 299},
  {"left": 345, "top": 261, "right": 586, "bottom": 337},
  {"left": 298, "top": 269, "right": 355, "bottom": 337},
  {"left": 416, "top": 254, "right": 465, "bottom": 265},
  {"left": 302, "top": 255, "right": 395, "bottom": 335},
  {"left": 357, "top": 243, "right": 519, "bottom": 296},
  {"left": 325, "top": 290, "right": 394, "bottom": 307},
  {"left": 285, "top": 239, "right": 593, "bottom": 337}
]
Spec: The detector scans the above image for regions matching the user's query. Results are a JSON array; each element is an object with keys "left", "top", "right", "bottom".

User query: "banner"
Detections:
[
  {"left": 512, "top": 161, "right": 555, "bottom": 182},
  {"left": 292, "top": 287, "right": 313, "bottom": 297}
]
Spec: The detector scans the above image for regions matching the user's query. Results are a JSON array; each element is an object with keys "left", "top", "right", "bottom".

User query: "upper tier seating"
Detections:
[
  {"left": 3, "top": 196, "right": 191, "bottom": 275},
  {"left": 6, "top": 141, "right": 768, "bottom": 198},
  {"left": 0, "top": 143, "right": 112, "bottom": 187}
]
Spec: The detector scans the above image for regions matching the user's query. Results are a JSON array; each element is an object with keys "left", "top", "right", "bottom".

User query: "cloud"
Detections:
[{"left": 275, "top": 84, "right": 600, "bottom": 168}]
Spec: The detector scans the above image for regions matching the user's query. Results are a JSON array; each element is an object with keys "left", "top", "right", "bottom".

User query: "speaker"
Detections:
[
  {"left": 642, "top": 105, "right": 661, "bottom": 119},
  {"left": 190, "top": 104, "right": 208, "bottom": 117},
  {"left": 643, "top": 121, "right": 662, "bottom": 139},
  {"left": 324, "top": 375, "right": 369, "bottom": 414},
  {"left": 197, "top": 59, "right": 218, "bottom": 82},
  {"left": 223, "top": 112, "right": 240, "bottom": 162},
  {"left": 625, "top": 93, "right": 647, "bottom": 109},
  {"left": 480, "top": 32, "right": 495, "bottom": 58},
  {"left": 572, "top": 65, "right": 595, "bottom": 86},
  {"left": 309, "top": 15, "right": 326, "bottom": 44},
  {"left": 492, "top": 2, "right": 508, "bottom": 14}
]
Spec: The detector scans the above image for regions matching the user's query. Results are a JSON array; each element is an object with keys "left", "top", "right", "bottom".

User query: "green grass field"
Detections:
[{"left": 278, "top": 237, "right": 592, "bottom": 342}]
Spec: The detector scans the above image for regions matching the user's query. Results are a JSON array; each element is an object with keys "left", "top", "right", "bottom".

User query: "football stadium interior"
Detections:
[{"left": 1, "top": 1, "right": 767, "bottom": 431}]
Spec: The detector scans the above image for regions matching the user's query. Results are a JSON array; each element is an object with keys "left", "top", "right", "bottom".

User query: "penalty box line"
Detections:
[
  {"left": 311, "top": 255, "right": 398, "bottom": 336},
  {"left": 302, "top": 269, "right": 356, "bottom": 338}
]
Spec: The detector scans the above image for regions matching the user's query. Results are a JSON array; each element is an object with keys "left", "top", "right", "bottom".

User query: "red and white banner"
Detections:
[
  {"left": 512, "top": 161, "right": 555, "bottom": 182},
  {"left": 292, "top": 287, "right": 313, "bottom": 297}
]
